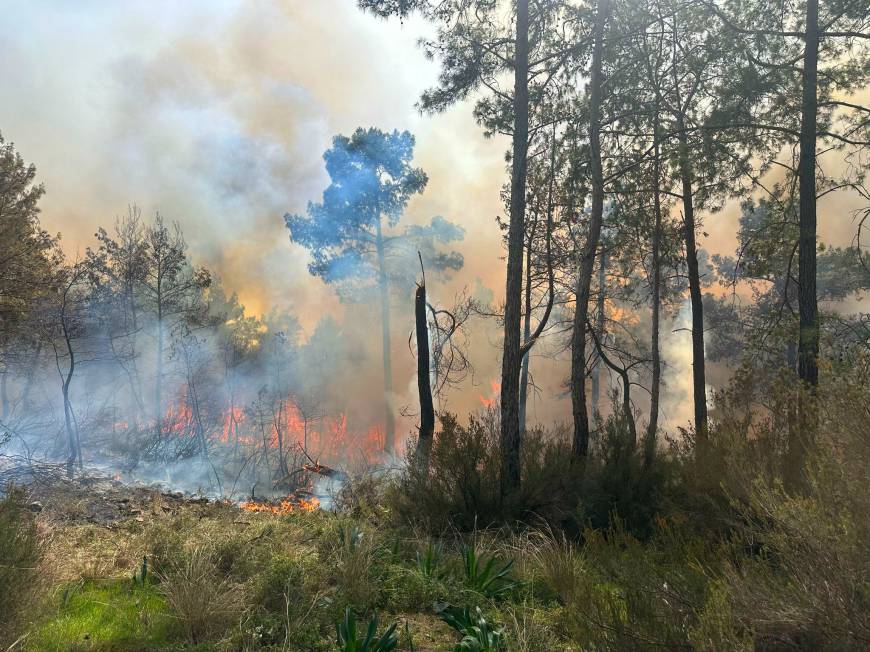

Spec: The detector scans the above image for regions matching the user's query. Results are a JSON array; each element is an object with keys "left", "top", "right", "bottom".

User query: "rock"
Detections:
[{"left": 27, "top": 501, "right": 43, "bottom": 513}]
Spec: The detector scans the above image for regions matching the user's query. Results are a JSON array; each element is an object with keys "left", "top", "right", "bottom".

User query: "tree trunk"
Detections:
[
  {"left": 676, "top": 117, "right": 708, "bottom": 445},
  {"left": 571, "top": 0, "right": 611, "bottom": 459},
  {"left": 499, "top": 0, "right": 530, "bottom": 495},
  {"left": 791, "top": 0, "right": 820, "bottom": 484},
  {"left": 518, "top": 238, "right": 533, "bottom": 434},
  {"left": 415, "top": 282, "right": 435, "bottom": 466},
  {"left": 646, "top": 112, "right": 663, "bottom": 464},
  {"left": 60, "top": 302, "right": 80, "bottom": 478},
  {"left": 591, "top": 245, "right": 606, "bottom": 418},
  {"left": 375, "top": 217, "right": 396, "bottom": 454},
  {"left": 154, "top": 281, "right": 164, "bottom": 445}
]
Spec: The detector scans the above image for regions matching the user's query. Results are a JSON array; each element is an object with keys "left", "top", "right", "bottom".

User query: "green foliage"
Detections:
[
  {"left": 416, "top": 540, "right": 443, "bottom": 578},
  {"left": 389, "top": 415, "right": 581, "bottom": 532},
  {"left": 460, "top": 545, "right": 517, "bottom": 599},
  {"left": 335, "top": 607, "right": 398, "bottom": 652},
  {"left": 578, "top": 412, "right": 672, "bottom": 539},
  {"left": 438, "top": 605, "right": 504, "bottom": 652}
]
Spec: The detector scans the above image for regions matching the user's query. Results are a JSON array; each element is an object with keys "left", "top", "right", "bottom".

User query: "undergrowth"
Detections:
[{"left": 3, "top": 363, "right": 867, "bottom": 651}]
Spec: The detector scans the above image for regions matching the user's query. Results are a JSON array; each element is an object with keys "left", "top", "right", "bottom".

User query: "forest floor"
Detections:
[{"left": 8, "top": 473, "right": 502, "bottom": 652}]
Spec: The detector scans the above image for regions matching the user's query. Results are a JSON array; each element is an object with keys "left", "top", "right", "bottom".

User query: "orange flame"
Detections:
[
  {"left": 479, "top": 379, "right": 501, "bottom": 408},
  {"left": 239, "top": 495, "right": 320, "bottom": 514}
]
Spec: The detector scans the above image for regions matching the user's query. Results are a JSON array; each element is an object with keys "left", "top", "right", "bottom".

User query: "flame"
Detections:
[
  {"left": 479, "top": 379, "right": 501, "bottom": 408},
  {"left": 138, "top": 385, "right": 386, "bottom": 465},
  {"left": 239, "top": 495, "right": 320, "bottom": 514}
]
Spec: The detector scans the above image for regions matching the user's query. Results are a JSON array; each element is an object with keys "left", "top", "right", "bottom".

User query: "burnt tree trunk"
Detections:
[
  {"left": 499, "top": 0, "right": 530, "bottom": 495},
  {"left": 572, "top": 0, "right": 611, "bottom": 459},
  {"left": 415, "top": 281, "right": 435, "bottom": 466}
]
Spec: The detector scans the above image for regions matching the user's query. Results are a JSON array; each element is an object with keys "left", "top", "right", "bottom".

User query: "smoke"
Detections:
[{"left": 0, "top": 0, "right": 866, "bottom": 474}]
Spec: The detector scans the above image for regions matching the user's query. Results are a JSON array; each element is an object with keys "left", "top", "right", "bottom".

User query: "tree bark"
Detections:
[
  {"left": 797, "top": 0, "right": 819, "bottom": 389},
  {"left": 646, "top": 111, "right": 663, "bottom": 464},
  {"left": 414, "top": 281, "right": 435, "bottom": 466},
  {"left": 499, "top": 0, "right": 530, "bottom": 495},
  {"left": 591, "top": 246, "right": 606, "bottom": 418},
  {"left": 571, "top": 0, "right": 611, "bottom": 459},
  {"left": 58, "top": 288, "right": 81, "bottom": 478},
  {"left": 375, "top": 217, "right": 396, "bottom": 454},
  {"left": 518, "top": 233, "right": 533, "bottom": 434},
  {"left": 676, "top": 117, "right": 708, "bottom": 444},
  {"left": 790, "top": 0, "right": 820, "bottom": 485}
]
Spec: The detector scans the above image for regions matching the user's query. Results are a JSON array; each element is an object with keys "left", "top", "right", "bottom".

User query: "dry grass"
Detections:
[{"left": 157, "top": 545, "right": 245, "bottom": 644}]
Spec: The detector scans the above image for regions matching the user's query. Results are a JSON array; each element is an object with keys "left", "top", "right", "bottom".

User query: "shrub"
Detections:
[
  {"left": 0, "top": 486, "right": 44, "bottom": 648},
  {"left": 157, "top": 546, "right": 244, "bottom": 644},
  {"left": 329, "top": 522, "right": 380, "bottom": 609},
  {"left": 578, "top": 411, "right": 673, "bottom": 539},
  {"left": 390, "top": 414, "right": 582, "bottom": 532},
  {"left": 723, "top": 369, "right": 870, "bottom": 649},
  {"left": 460, "top": 544, "right": 517, "bottom": 599}
]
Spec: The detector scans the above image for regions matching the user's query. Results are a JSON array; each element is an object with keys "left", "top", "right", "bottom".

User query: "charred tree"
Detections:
[{"left": 414, "top": 260, "right": 434, "bottom": 466}]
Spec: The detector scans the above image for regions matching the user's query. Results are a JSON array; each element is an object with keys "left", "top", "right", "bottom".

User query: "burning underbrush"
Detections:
[{"left": 239, "top": 491, "right": 320, "bottom": 514}]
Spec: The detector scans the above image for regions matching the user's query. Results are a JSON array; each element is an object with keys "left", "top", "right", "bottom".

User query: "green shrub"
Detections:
[
  {"left": 460, "top": 544, "right": 517, "bottom": 599},
  {"left": 0, "top": 487, "right": 44, "bottom": 648},
  {"left": 389, "top": 414, "right": 582, "bottom": 532},
  {"left": 335, "top": 607, "right": 398, "bottom": 652},
  {"left": 438, "top": 605, "right": 504, "bottom": 651},
  {"left": 578, "top": 412, "right": 673, "bottom": 539}
]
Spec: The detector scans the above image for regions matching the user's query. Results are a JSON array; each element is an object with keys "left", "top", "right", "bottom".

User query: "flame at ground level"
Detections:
[{"left": 239, "top": 494, "right": 320, "bottom": 514}]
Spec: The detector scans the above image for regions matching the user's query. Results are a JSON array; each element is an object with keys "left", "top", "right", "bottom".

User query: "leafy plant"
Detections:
[
  {"left": 336, "top": 607, "right": 398, "bottom": 651},
  {"left": 438, "top": 605, "right": 504, "bottom": 651},
  {"left": 338, "top": 524, "right": 365, "bottom": 552},
  {"left": 416, "top": 540, "right": 443, "bottom": 578},
  {"left": 461, "top": 545, "right": 517, "bottom": 598}
]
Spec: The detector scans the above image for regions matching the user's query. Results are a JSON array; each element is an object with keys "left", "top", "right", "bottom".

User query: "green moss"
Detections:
[{"left": 28, "top": 579, "right": 174, "bottom": 652}]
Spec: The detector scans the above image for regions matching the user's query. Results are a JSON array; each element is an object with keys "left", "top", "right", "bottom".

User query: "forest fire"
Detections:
[{"left": 130, "top": 384, "right": 387, "bottom": 468}]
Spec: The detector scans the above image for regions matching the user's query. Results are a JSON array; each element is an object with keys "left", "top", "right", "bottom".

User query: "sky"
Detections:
[{"left": 1, "top": 0, "right": 866, "bottom": 435}]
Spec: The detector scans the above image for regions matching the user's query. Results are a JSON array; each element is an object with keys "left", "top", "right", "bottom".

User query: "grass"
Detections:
[{"left": 27, "top": 579, "right": 173, "bottom": 652}]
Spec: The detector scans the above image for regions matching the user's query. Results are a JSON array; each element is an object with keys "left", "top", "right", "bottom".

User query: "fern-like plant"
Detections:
[{"left": 336, "top": 607, "right": 398, "bottom": 652}]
